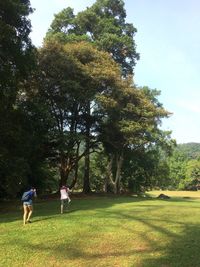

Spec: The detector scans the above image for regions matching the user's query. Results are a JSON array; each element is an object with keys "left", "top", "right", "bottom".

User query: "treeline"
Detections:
[
  {"left": 177, "top": 143, "right": 200, "bottom": 159},
  {"left": 169, "top": 143, "right": 200, "bottom": 190},
  {"left": 0, "top": 0, "right": 174, "bottom": 198},
  {"left": 153, "top": 143, "right": 200, "bottom": 191}
]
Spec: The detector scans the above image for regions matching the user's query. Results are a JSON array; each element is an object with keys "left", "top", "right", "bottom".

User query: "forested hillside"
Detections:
[{"left": 177, "top": 143, "right": 200, "bottom": 159}]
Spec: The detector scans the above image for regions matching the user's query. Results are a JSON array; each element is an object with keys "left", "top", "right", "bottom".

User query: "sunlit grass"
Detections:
[
  {"left": 148, "top": 190, "right": 200, "bottom": 198},
  {"left": 1, "top": 192, "right": 200, "bottom": 266}
]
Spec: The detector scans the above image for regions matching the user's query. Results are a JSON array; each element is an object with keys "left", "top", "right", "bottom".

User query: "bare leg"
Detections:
[
  {"left": 26, "top": 206, "right": 33, "bottom": 222},
  {"left": 23, "top": 205, "right": 28, "bottom": 225},
  {"left": 61, "top": 202, "right": 64, "bottom": 214}
]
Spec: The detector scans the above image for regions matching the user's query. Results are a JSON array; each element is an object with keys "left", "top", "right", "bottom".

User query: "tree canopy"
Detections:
[
  {"left": 45, "top": 0, "right": 139, "bottom": 76},
  {"left": 0, "top": 0, "right": 37, "bottom": 197},
  {"left": 0, "top": 0, "right": 176, "bottom": 197}
]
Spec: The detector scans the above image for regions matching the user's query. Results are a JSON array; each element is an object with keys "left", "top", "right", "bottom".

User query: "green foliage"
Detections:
[
  {"left": 177, "top": 142, "right": 200, "bottom": 160},
  {"left": 44, "top": 0, "right": 164, "bottom": 194},
  {"left": 98, "top": 84, "right": 169, "bottom": 149},
  {"left": 97, "top": 83, "right": 172, "bottom": 193},
  {"left": 168, "top": 150, "right": 187, "bottom": 190},
  {"left": 34, "top": 41, "right": 122, "bottom": 186},
  {"left": 0, "top": 0, "right": 39, "bottom": 198},
  {"left": 0, "top": 0, "right": 174, "bottom": 196},
  {"left": 45, "top": 0, "right": 139, "bottom": 76},
  {"left": 0, "top": 0, "right": 35, "bottom": 102},
  {"left": 181, "top": 159, "right": 200, "bottom": 190},
  {"left": 89, "top": 151, "right": 108, "bottom": 191},
  {"left": 122, "top": 145, "right": 172, "bottom": 193},
  {"left": 49, "top": 7, "right": 75, "bottom": 33},
  {"left": 167, "top": 143, "right": 200, "bottom": 190}
]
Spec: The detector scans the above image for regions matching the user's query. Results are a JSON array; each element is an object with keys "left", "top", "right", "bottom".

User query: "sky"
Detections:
[{"left": 29, "top": 0, "right": 200, "bottom": 144}]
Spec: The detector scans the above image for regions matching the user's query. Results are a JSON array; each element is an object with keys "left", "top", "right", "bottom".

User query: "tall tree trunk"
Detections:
[
  {"left": 83, "top": 150, "right": 91, "bottom": 193},
  {"left": 59, "top": 153, "right": 70, "bottom": 187},
  {"left": 107, "top": 152, "right": 123, "bottom": 194},
  {"left": 60, "top": 166, "right": 69, "bottom": 187},
  {"left": 69, "top": 143, "right": 80, "bottom": 189},
  {"left": 104, "top": 172, "right": 108, "bottom": 193},
  {"left": 104, "top": 155, "right": 114, "bottom": 193},
  {"left": 83, "top": 102, "right": 91, "bottom": 194},
  {"left": 114, "top": 153, "right": 123, "bottom": 194}
]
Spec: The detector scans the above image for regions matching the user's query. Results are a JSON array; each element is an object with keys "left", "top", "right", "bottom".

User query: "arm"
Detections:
[{"left": 33, "top": 189, "right": 37, "bottom": 197}]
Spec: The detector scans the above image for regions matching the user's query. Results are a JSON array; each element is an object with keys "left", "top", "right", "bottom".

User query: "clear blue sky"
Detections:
[{"left": 29, "top": 0, "right": 200, "bottom": 144}]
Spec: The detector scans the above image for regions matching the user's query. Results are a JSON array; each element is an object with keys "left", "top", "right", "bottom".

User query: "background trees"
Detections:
[
  {"left": 2, "top": 0, "right": 193, "bottom": 198},
  {"left": 0, "top": 0, "right": 38, "bottom": 197},
  {"left": 96, "top": 82, "right": 172, "bottom": 193},
  {"left": 43, "top": 0, "right": 171, "bottom": 193},
  {"left": 34, "top": 41, "right": 122, "bottom": 190},
  {"left": 0, "top": 0, "right": 34, "bottom": 101},
  {"left": 166, "top": 143, "right": 200, "bottom": 191}
]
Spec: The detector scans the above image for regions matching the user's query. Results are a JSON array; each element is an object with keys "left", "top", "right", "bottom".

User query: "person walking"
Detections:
[
  {"left": 22, "top": 187, "right": 37, "bottom": 225},
  {"left": 60, "top": 185, "right": 71, "bottom": 214}
]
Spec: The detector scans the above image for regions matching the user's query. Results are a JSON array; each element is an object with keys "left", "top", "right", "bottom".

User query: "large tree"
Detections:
[
  {"left": 0, "top": 0, "right": 36, "bottom": 197},
  {"left": 45, "top": 0, "right": 140, "bottom": 192},
  {"left": 34, "top": 41, "right": 122, "bottom": 188},
  {"left": 0, "top": 0, "right": 34, "bottom": 105},
  {"left": 82, "top": 0, "right": 139, "bottom": 75},
  {"left": 45, "top": 0, "right": 139, "bottom": 76},
  {"left": 97, "top": 84, "right": 171, "bottom": 193}
]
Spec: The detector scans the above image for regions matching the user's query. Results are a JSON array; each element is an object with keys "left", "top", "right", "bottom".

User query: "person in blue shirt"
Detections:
[{"left": 22, "top": 187, "right": 37, "bottom": 225}]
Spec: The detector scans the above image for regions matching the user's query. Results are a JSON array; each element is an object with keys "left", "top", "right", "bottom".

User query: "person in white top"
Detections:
[{"left": 60, "top": 185, "right": 71, "bottom": 214}]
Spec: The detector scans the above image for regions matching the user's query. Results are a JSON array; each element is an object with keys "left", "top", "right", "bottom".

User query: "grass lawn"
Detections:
[{"left": 1, "top": 191, "right": 200, "bottom": 267}]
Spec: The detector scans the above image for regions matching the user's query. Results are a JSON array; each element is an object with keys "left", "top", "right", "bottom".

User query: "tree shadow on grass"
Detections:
[
  {"left": 140, "top": 224, "right": 200, "bottom": 267},
  {"left": 98, "top": 209, "right": 200, "bottom": 267},
  {"left": 6, "top": 213, "right": 200, "bottom": 267},
  {"left": 53, "top": 213, "right": 200, "bottom": 267},
  {"left": 33, "top": 209, "right": 78, "bottom": 223},
  {"left": 64, "top": 207, "right": 200, "bottom": 267},
  {"left": 0, "top": 196, "right": 150, "bottom": 223},
  {"left": 0, "top": 195, "right": 199, "bottom": 224},
  {"left": 2, "top": 196, "right": 200, "bottom": 266},
  {"left": 59, "top": 223, "right": 200, "bottom": 267}
]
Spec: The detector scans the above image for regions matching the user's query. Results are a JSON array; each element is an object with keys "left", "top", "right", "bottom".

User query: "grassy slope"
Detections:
[{"left": 1, "top": 192, "right": 200, "bottom": 267}]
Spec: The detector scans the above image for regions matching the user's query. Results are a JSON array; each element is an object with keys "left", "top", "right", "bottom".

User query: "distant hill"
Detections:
[{"left": 177, "top": 142, "right": 200, "bottom": 160}]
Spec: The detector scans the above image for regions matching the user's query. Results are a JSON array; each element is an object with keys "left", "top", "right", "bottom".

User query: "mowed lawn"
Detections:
[{"left": 1, "top": 192, "right": 200, "bottom": 267}]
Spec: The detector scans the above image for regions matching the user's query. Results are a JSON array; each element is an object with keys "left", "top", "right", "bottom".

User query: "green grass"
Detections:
[{"left": 1, "top": 192, "right": 200, "bottom": 267}]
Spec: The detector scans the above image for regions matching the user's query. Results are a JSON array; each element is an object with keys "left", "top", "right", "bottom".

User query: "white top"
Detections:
[{"left": 60, "top": 188, "right": 69, "bottom": 200}]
